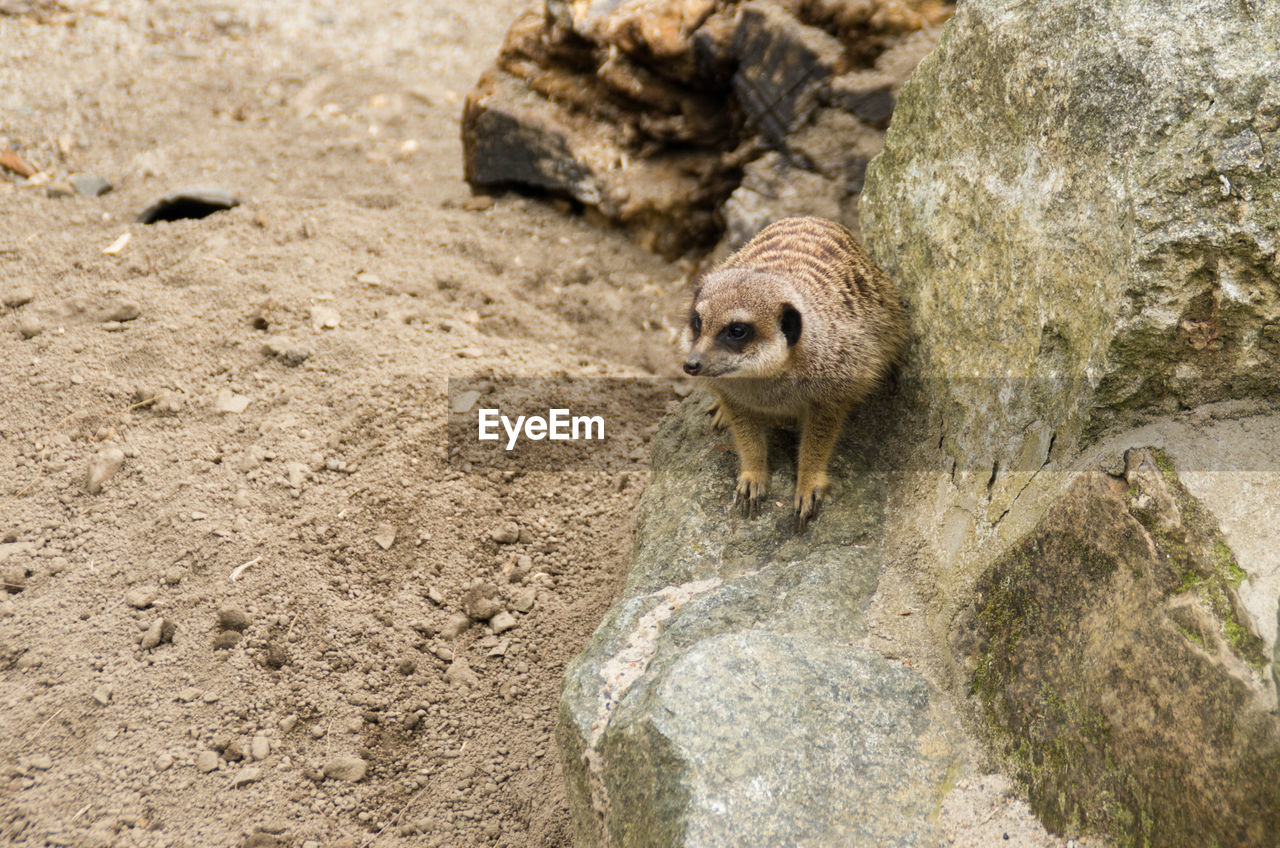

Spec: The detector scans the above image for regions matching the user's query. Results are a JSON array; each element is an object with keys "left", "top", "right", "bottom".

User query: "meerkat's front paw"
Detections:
[
  {"left": 793, "top": 470, "right": 830, "bottom": 531},
  {"left": 707, "top": 397, "right": 730, "bottom": 431},
  {"left": 733, "top": 471, "right": 769, "bottom": 517}
]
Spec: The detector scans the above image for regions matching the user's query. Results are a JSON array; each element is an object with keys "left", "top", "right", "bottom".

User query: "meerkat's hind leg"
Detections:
[
  {"left": 722, "top": 404, "right": 770, "bottom": 517},
  {"left": 794, "top": 402, "right": 848, "bottom": 531}
]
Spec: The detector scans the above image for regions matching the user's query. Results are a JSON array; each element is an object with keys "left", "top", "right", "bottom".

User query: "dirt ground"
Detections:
[{"left": 0, "top": 2, "right": 691, "bottom": 846}]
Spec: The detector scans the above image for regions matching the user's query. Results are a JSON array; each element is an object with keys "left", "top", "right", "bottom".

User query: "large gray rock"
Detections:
[
  {"left": 954, "top": 451, "right": 1278, "bottom": 847},
  {"left": 557, "top": 398, "right": 967, "bottom": 847},
  {"left": 862, "top": 0, "right": 1280, "bottom": 472}
]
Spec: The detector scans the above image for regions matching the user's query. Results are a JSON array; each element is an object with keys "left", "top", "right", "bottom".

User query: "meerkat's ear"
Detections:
[{"left": 780, "top": 303, "right": 802, "bottom": 347}]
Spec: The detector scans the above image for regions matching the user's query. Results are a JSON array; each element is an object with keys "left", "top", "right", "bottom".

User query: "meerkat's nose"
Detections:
[{"left": 683, "top": 359, "right": 702, "bottom": 376}]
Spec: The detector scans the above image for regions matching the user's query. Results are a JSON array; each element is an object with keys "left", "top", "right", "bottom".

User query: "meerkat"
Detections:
[{"left": 682, "top": 217, "right": 907, "bottom": 529}]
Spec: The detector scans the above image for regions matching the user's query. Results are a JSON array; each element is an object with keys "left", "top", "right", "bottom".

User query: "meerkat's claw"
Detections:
[
  {"left": 733, "top": 472, "right": 768, "bottom": 517},
  {"left": 793, "top": 472, "right": 829, "bottom": 531},
  {"left": 707, "top": 397, "right": 730, "bottom": 431}
]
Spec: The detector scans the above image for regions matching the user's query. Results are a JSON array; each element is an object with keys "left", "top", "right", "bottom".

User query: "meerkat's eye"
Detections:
[
  {"left": 690, "top": 312, "right": 702, "bottom": 337},
  {"left": 726, "top": 322, "right": 751, "bottom": 341}
]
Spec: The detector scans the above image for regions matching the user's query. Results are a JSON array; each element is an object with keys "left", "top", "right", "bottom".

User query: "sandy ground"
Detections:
[{"left": 0, "top": 2, "right": 690, "bottom": 846}]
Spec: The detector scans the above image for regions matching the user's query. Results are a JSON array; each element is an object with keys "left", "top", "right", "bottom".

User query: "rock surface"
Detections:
[
  {"left": 463, "top": 0, "right": 952, "bottom": 255},
  {"left": 558, "top": 398, "right": 968, "bottom": 846},
  {"left": 955, "top": 452, "right": 1277, "bottom": 846},
  {"left": 862, "top": 0, "right": 1280, "bottom": 472}
]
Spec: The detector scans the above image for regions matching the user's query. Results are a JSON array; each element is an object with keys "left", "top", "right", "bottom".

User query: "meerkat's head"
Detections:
[{"left": 682, "top": 268, "right": 803, "bottom": 378}]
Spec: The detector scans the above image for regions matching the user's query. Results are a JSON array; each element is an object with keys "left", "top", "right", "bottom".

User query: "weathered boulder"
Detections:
[
  {"left": 862, "top": 0, "right": 1280, "bottom": 473},
  {"left": 557, "top": 397, "right": 970, "bottom": 847},
  {"left": 464, "top": 0, "right": 952, "bottom": 255},
  {"left": 955, "top": 449, "right": 1278, "bottom": 847}
]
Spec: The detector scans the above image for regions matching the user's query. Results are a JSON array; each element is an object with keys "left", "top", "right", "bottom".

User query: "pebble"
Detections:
[
  {"left": 279, "top": 714, "right": 299, "bottom": 733},
  {"left": 16, "top": 314, "right": 44, "bottom": 338},
  {"left": 490, "top": 611, "right": 517, "bottom": 635},
  {"left": 450, "top": 390, "right": 482, "bottom": 414},
  {"left": 28, "top": 754, "right": 52, "bottom": 770},
  {"left": 85, "top": 447, "right": 125, "bottom": 494},
  {"left": 488, "top": 639, "right": 510, "bottom": 658},
  {"left": 488, "top": 522, "right": 520, "bottom": 544},
  {"left": 251, "top": 735, "right": 271, "bottom": 761},
  {"left": 511, "top": 587, "right": 536, "bottom": 613},
  {"left": 2, "top": 287, "right": 34, "bottom": 308},
  {"left": 177, "top": 686, "right": 202, "bottom": 702},
  {"left": 103, "top": 299, "right": 140, "bottom": 322},
  {"left": 444, "top": 658, "right": 480, "bottom": 689},
  {"left": 92, "top": 684, "right": 113, "bottom": 705},
  {"left": 124, "top": 586, "right": 157, "bottom": 609},
  {"left": 242, "top": 834, "right": 278, "bottom": 848},
  {"left": 213, "top": 631, "right": 242, "bottom": 650},
  {"left": 1, "top": 564, "right": 26, "bottom": 593},
  {"left": 462, "top": 579, "right": 503, "bottom": 621},
  {"left": 196, "top": 750, "right": 220, "bottom": 773},
  {"left": 213, "top": 388, "right": 250, "bottom": 414},
  {"left": 309, "top": 305, "right": 341, "bottom": 330},
  {"left": 322, "top": 755, "right": 368, "bottom": 782},
  {"left": 232, "top": 766, "right": 262, "bottom": 787},
  {"left": 139, "top": 618, "right": 175, "bottom": 650},
  {"left": 355, "top": 272, "right": 382, "bottom": 286},
  {"left": 71, "top": 174, "right": 113, "bottom": 196},
  {"left": 263, "top": 641, "right": 291, "bottom": 668},
  {"left": 223, "top": 739, "right": 246, "bottom": 762},
  {"left": 217, "top": 606, "right": 251, "bottom": 632},
  {"left": 440, "top": 612, "right": 471, "bottom": 639},
  {"left": 262, "top": 335, "right": 310, "bottom": 366},
  {"left": 426, "top": 586, "right": 445, "bottom": 605},
  {"left": 396, "top": 658, "right": 417, "bottom": 676},
  {"left": 373, "top": 522, "right": 396, "bottom": 550},
  {"left": 155, "top": 751, "right": 175, "bottom": 771}
]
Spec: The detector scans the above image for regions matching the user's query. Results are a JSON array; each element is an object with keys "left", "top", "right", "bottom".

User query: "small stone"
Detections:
[
  {"left": 440, "top": 611, "right": 472, "bottom": 639},
  {"left": 426, "top": 586, "right": 445, "bottom": 605},
  {"left": 28, "top": 754, "right": 52, "bottom": 770},
  {"left": 444, "top": 657, "right": 480, "bottom": 689},
  {"left": 262, "top": 335, "right": 310, "bottom": 366},
  {"left": 242, "top": 834, "right": 278, "bottom": 848},
  {"left": 2, "top": 287, "right": 34, "bottom": 308},
  {"left": 213, "top": 631, "right": 242, "bottom": 650},
  {"left": 373, "top": 522, "right": 396, "bottom": 550},
  {"left": 70, "top": 174, "right": 113, "bottom": 197},
  {"left": 92, "top": 684, "right": 113, "bottom": 705},
  {"left": 139, "top": 618, "right": 175, "bottom": 650},
  {"left": 263, "top": 641, "right": 290, "bottom": 669},
  {"left": 177, "top": 686, "right": 202, "bottom": 702},
  {"left": 103, "top": 299, "right": 140, "bottom": 322},
  {"left": 490, "top": 611, "right": 517, "bottom": 634},
  {"left": 309, "top": 304, "right": 341, "bottom": 330},
  {"left": 124, "top": 586, "right": 157, "bottom": 609},
  {"left": 488, "top": 522, "right": 520, "bottom": 544},
  {"left": 355, "top": 272, "right": 382, "bottom": 285},
  {"left": 196, "top": 750, "right": 220, "bottom": 773},
  {"left": 488, "top": 639, "right": 510, "bottom": 658},
  {"left": 1, "top": 565, "right": 26, "bottom": 594},
  {"left": 217, "top": 606, "right": 251, "bottom": 632},
  {"left": 322, "top": 755, "right": 368, "bottom": 782},
  {"left": 155, "top": 752, "right": 174, "bottom": 771},
  {"left": 250, "top": 735, "right": 270, "bottom": 761},
  {"left": 213, "top": 388, "right": 250, "bottom": 414},
  {"left": 450, "top": 390, "right": 482, "bottom": 414},
  {"left": 16, "top": 314, "right": 44, "bottom": 339},
  {"left": 232, "top": 766, "right": 262, "bottom": 787},
  {"left": 279, "top": 714, "right": 299, "bottom": 733},
  {"left": 396, "top": 658, "right": 417, "bottom": 675},
  {"left": 85, "top": 448, "right": 125, "bottom": 494},
  {"left": 462, "top": 581, "right": 503, "bottom": 622},
  {"left": 511, "top": 587, "right": 536, "bottom": 613}
]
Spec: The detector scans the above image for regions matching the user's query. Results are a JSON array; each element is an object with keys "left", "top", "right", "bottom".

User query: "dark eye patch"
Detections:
[
  {"left": 690, "top": 311, "right": 702, "bottom": 338},
  {"left": 718, "top": 321, "right": 754, "bottom": 349}
]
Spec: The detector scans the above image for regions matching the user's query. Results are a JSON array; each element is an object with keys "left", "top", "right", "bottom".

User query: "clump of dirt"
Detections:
[{"left": 0, "top": 2, "right": 690, "bottom": 846}]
